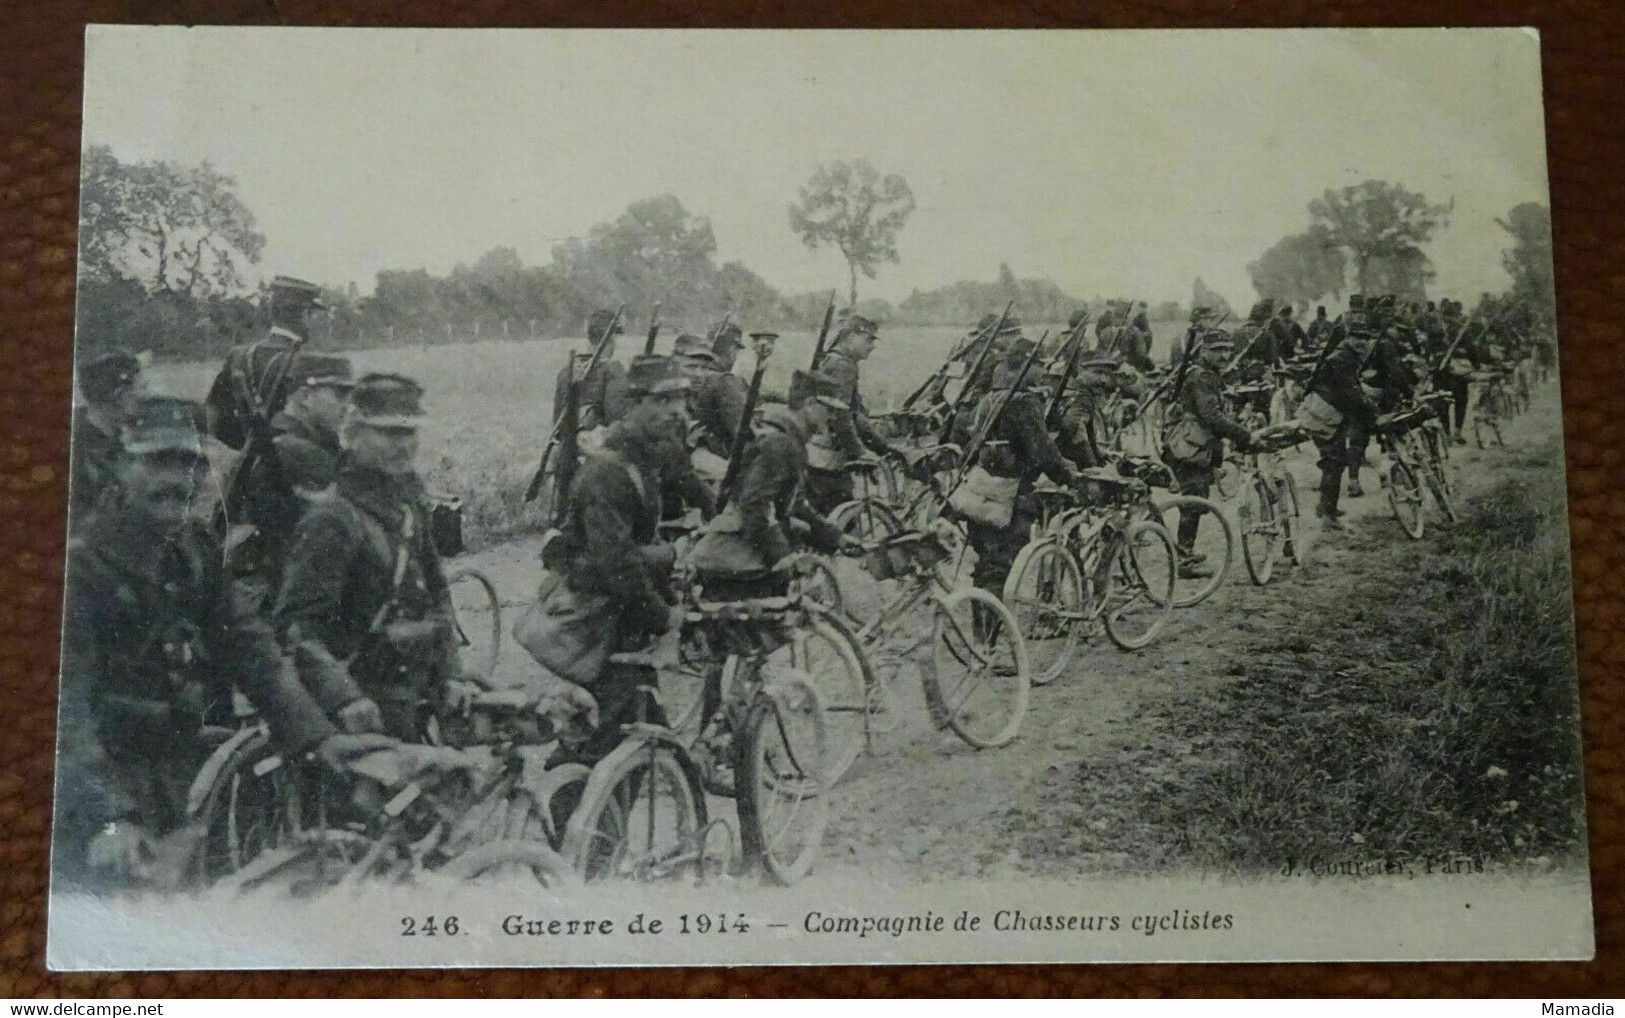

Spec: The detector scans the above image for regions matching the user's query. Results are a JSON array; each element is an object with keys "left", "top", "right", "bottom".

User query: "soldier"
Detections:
[
  {"left": 1303, "top": 311, "right": 1378, "bottom": 529},
  {"left": 237, "top": 353, "right": 353, "bottom": 588},
  {"left": 1345, "top": 317, "right": 1416, "bottom": 498},
  {"left": 273, "top": 374, "right": 464, "bottom": 743},
  {"left": 956, "top": 336, "right": 1088, "bottom": 596},
  {"left": 962, "top": 313, "right": 1025, "bottom": 407},
  {"left": 56, "top": 396, "right": 371, "bottom": 886},
  {"left": 539, "top": 355, "right": 695, "bottom": 764},
  {"left": 1305, "top": 306, "right": 1333, "bottom": 352},
  {"left": 205, "top": 275, "right": 325, "bottom": 451},
  {"left": 1047, "top": 355, "right": 1114, "bottom": 472},
  {"left": 1273, "top": 303, "right": 1305, "bottom": 360},
  {"left": 1119, "top": 302, "right": 1157, "bottom": 373},
  {"left": 69, "top": 349, "right": 146, "bottom": 522},
  {"left": 1161, "top": 332, "right": 1257, "bottom": 577},
  {"left": 687, "top": 324, "right": 749, "bottom": 460},
  {"left": 1433, "top": 299, "right": 1477, "bottom": 442},
  {"left": 552, "top": 308, "right": 631, "bottom": 434},
  {"left": 819, "top": 314, "right": 910, "bottom": 467}
]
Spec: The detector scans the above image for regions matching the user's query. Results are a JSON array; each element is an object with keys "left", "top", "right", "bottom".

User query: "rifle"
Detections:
[
  {"left": 522, "top": 303, "right": 626, "bottom": 503},
  {"left": 642, "top": 302, "right": 663, "bottom": 356},
  {"left": 938, "top": 330, "right": 1048, "bottom": 506},
  {"left": 901, "top": 301, "right": 1012, "bottom": 412},
  {"left": 808, "top": 290, "right": 837, "bottom": 370},
  {"left": 935, "top": 301, "right": 1015, "bottom": 441},
  {"left": 1152, "top": 308, "right": 1230, "bottom": 414},
  {"left": 1432, "top": 310, "right": 1483, "bottom": 377},
  {"left": 1043, "top": 316, "right": 1093, "bottom": 430},
  {"left": 714, "top": 332, "right": 776, "bottom": 514}
]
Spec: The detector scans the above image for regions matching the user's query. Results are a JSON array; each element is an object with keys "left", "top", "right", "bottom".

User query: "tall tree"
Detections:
[
  {"left": 78, "top": 144, "right": 265, "bottom": 298},
  {"left": 788, "top": 159, "right": 916, "bottom": 308},
  {"left": 1497, "top": 202, "right": 1555, "bottom": 326},
  {"left": 1247, "top": 226, "right": 1347, "bottom": 310},
  {"left": 1307, "top": 180, "right": 1451, "bottom": 296}
]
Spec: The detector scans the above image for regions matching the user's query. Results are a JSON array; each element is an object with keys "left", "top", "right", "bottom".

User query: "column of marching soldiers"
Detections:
[{"left": 59, "top": 272, "right": 1553, "bottom": 889}]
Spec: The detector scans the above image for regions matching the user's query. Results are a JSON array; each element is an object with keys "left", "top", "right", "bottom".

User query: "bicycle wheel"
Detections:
[
  {"left": 1387, "top": 461, "right": 1425, "bottom": 540},
  {"left": 562, "top": 735, "right": 709, "bottom": 883},
  {"left": 1275, "top": 473, "right": 1302, "bottom": 565},
  {"left": 1152, "top": 495, "right": 1233, "bottom": 607},
  {"left": 1214, "top": 457, "right": 1241, "bottom": 500},
  {"left": 1102, "top": 520, "right": 1177, "bottom": 651},
  {"left": 926, "top": 587, "right": 1030, "bottom": 749},
  {"left": 1003, "top": 539, "right": 1087, "bottom": 686},
  {"left": 831, "top": 498, "right": 903, "bottom": 544},
  {"left": 736, "top": 680, "right": 830, "bottom": 885},
  {"left": 788, "top": 555, "right": 847, "bottom": 622},
  {"left": 779, "top": 610, "right": 871, "bottom": 786},
  {"left": 1423, "top": 459, "right": 1456, "bottom": 525},
  {"left": 1237, "top": 477, "right": 1279, "bottom": 586},
  {"left": 440, "top": 838, "right": 577, "bottom": 887},
  {"left": 660, "top": 628, "right": 715, "bottom": 746},
  {"left": 446, "top": 567, "right": 502, "bottom": 686},
  {"left": 189, "top": 726, "right": 303, "bottom": 885}
]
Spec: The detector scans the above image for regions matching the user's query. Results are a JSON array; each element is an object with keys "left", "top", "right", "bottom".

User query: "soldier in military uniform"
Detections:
[
  {"left": 1274, "top": 303, "right": 1305, "bottom": 360},
  {"left": 237, "top": 353, "right": 353, "bottom": 589},
  {"left": 273, "top": 374, "right": 464, "bottom": 743},
  {"left": 1305, "top": 306, "right": 1333, "bottom": 353},
  {"left": 543, "top": 355, "right": 695, "bottom": 764},
  {"left": 552, "top": 309, "right": 631, "bottom": 433},
  {"left": 205, "top": 275, "right": 325, "bottom": 451},
  {"left": 56, "top": 397, "right": 370, "bottom": 887},
  {"left": 69, "top": 349, "right": 146, "bottom": 522},
  {"left": 1433, "top": 298, "right": 1477, "bottom": 442},
  {"left": 1345, "top": 317, "right": 1417, "bottom": 498},
  {"left": 1303, "top": 312, "right": 1378, "bottom": 529},
  {"left": 1161, "top": 332, "right": 1257, "bottom": 576},
  {"left": 806, "top": 313, "right": 912, "bottom": 515},
  {"left": 955, "top": 337, "right": 1088, "bottom": 596},
  {"left": 687, "top": 323, "right": 749, "bottom": 461}
]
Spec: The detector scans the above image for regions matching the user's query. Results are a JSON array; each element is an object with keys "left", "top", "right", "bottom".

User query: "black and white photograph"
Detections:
[{"left": 48, "top": 26, "right": 1590, "bottom": 968}]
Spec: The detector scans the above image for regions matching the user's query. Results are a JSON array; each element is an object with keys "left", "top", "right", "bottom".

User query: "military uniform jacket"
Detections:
[
  {"left": 60, "top": 508, "right": 336, "bottom": 836},
  {"left": 690, "top": 366, "right": 748, "bottom": 457},
  {"left": 1309, "top": 342, "right": 1378, "bottom": 430},
  {"left": 819, "top": 349, "right": 892, "bottom": 461},
  {"left": 68, "top": 407, "right": 122, "bottom": 523},
  {"left": 961, "top": 388, "right": 1078, "bottom": 495},
  {"left": 1366, "top": 334, "right": 1417, "bottom": 408},
  {"left": 244, "top": 409, "right": 343, "bottom": 578},
  {"left": 273, "top": 465, "right": 458, "bottom": 715},
  {"left": 1172, "top": 364, "right": 1253, "bottom": 454},
  {"left": 205, "top": 326, "right": 302, "bottom": 451},
  {"left": 556, "top": 433, "right": 674, "bottom": 644},
  {"left": 553, "top": 357, "right": 631, "bottom": 431}
]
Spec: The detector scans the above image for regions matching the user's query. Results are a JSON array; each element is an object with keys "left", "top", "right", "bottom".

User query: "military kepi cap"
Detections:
[
  {"left": 122, "top": 396, "right": 206, "bottom": 459},
  {"left": 839, "top": 313, "right": 879, "bottom": 338},
  {"left": 349, "top": 373, "right": 425, "bottom": 429},
  {"left": 288, "top": 353, "right": 354, "bottom": 390},
  {"left": 79, "top": 348, "right": 142, "bottom": 402},
  {"left": 270, "top": 275, "right": 326, "bottom": 308},
  {"left": 673, "top": 333, "right": 718, "bottom": 364},
  {"left": 626, "top": 355, "right": 689, "bottom": 397}
]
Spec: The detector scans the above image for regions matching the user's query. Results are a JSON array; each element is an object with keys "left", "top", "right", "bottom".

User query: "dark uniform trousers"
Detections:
[
  {"left": 274, "top": 466, "right": 460, "bottom": 743},
  {"left": 57, "top": 507, "right": 335, "bottom": 885},
  {"left": 1307, "top": 344, "right": 1378, "bottom": 515},
  {"left": 1165, "top": 365, "right": 1252, "bottom": 554}
]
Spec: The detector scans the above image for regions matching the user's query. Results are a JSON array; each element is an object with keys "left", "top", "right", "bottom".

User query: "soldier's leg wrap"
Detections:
[
  {"left": 1314, "top": 430, "right": 1346, "bottom": 516},
  {"left": 1450, "top": 376, "right": 1471, "bottom": 432},
  {"left": 1171, "top": 461, "right": 1213, "bottom": 555},
  {"left": 577, "top": 660, "right": 668, "bottom": 767}
]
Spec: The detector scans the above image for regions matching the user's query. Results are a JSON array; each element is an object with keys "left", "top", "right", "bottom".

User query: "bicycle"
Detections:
[
  {"left": 1232, "top": 422, "right": 1305, "bottom": 586},
  {"left": 1376, "top": 401, "right": 1457, "bottom": 541},
  {"left": 1002, "top": 466, "right": 1178, "bottom": 675},
  {"left": 855, "top": 520, "right": 1031, "bottom": 748}
]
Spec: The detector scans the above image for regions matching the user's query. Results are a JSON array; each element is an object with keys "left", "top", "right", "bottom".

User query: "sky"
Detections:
[{"left": 82, "top": 27, "right": 1551, "bottom": 309}]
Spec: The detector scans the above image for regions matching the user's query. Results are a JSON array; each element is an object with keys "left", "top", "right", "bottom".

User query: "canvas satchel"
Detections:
[
  {"left": 513, "top": 569, "right": 618, "bottom": 686},
  {"left": 1160, "top": 415, "right": 1215, "bottom": 466},
  {"left": 1295, "top": 390, "right": 1344, "bottom": 440},
  {"left": 947, "top": 463, "right": 1020, "bottom": 529}
]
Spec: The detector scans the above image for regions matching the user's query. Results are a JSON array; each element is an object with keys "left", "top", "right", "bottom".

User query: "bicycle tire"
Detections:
[
  {"left": 736, "top": 680, "right": 830, "bottom": 885},
  {"left": 1152, "top": 495, "right": 1233, "bottom": 607},
  {"left": 1003, "top": 538, "right": 1088, "bottom": 685},
  {"left": 1387, "top": 461, "right": 1425, "bottom": 540},
  {"left": 1214, "top": 458, "right": 1241, "bottom": 500},
  {"left": 562, "top": 734, "right": 709, "bottom": 883},
  {"left": 1276, "top": 473, "right": 1302, "bottom": 566},
  {"left": 783, "top": 610, "right": 871, "bottom": 787},
  {"left": 439, "top": 840, "right": 578, "bottom": 886},
  {"left": 188, "top": 726, "right": 304, "bottom": 886},
  {"left": 446, "top": 566, "right": 503, "bottom": 686},
  {"left": 831, "top": 498, "right": 903, "bottom": 544},
  {"left": 1238, "top": 477, "right": 1278, "bottom": 586},
  {"left": 926, "top": 587, "right": 1030, "bottom": 749},
  {"left": 1102, "top": 519, "right": 1177, "bottom": 651}
]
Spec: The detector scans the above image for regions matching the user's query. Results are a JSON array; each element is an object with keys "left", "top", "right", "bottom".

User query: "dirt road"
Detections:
[{"left": 450, "top": 384, "right": 1564, "bottom": 884}]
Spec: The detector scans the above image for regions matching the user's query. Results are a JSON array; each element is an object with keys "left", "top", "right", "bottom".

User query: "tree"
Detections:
[
  {"left": 1307, "top": 180, "right": 1451, "bottom": 297},
  {"left": 788, "top": 159, "right": 916, "bottom": 308},
  {"left": 1192, "top": 278, "right": 1233, "bottom": 320},
  {"left": 1247, "top": 227, "right": 1347, "bottom": 311},
  {"left": 1497, "top": 202, "right": 1555, "bottom": 327},
  {"left": 78, "top": 144, "right": 265, "bottom": 299},
  {"left": 553, "top": 194, "right": 721, "bottom": 322}
]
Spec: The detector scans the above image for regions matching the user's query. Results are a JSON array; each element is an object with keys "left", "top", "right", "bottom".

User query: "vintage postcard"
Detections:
[{"left": 48, "top": 26, "right": 1590, "bottom": 969}]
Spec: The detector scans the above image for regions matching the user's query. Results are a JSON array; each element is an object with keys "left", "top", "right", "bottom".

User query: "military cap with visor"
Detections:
[
  {"left": 673, "top": 333, "right": 718, "bottom": 364},
  {"left": 349, "top": 373, "right": 426, "bottom": 429},
  {"left": 625, "top": 354, "right": 690, "bottom": 398},
  {"left": 79, "top": 348, "right": 142, "bottom": 403},
  {"left": 121, "top": 396, "right": 207, "bottom": 460},
  {"left": 287, "top": 353, "right": 355, "bottom": 391},
  {"left": 270, "top": 275, "right": 327, "bottom": 309},
  {"left": 839, "top": 313, "right": 879, "bottom": 338}
]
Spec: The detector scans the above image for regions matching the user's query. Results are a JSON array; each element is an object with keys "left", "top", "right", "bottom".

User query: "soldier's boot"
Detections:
[
  {"left": 1316, "top": 482, "right": 1345, "bottom": 531},
  {"left": 1347, "top": 473, "right": 1364, "bottom": 499},
  {"left": 1175, "top": 514, "right": 1212, "bottom": 578}
]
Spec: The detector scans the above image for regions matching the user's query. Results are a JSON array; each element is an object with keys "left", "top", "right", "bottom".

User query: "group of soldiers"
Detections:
[{"left": 56, "top": 267, "right": 1546, "bottom": 888}]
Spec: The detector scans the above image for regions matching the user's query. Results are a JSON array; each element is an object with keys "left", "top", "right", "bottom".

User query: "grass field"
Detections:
[{"left": 148, "top": 319, "right": 1188, "bottom": 550}]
